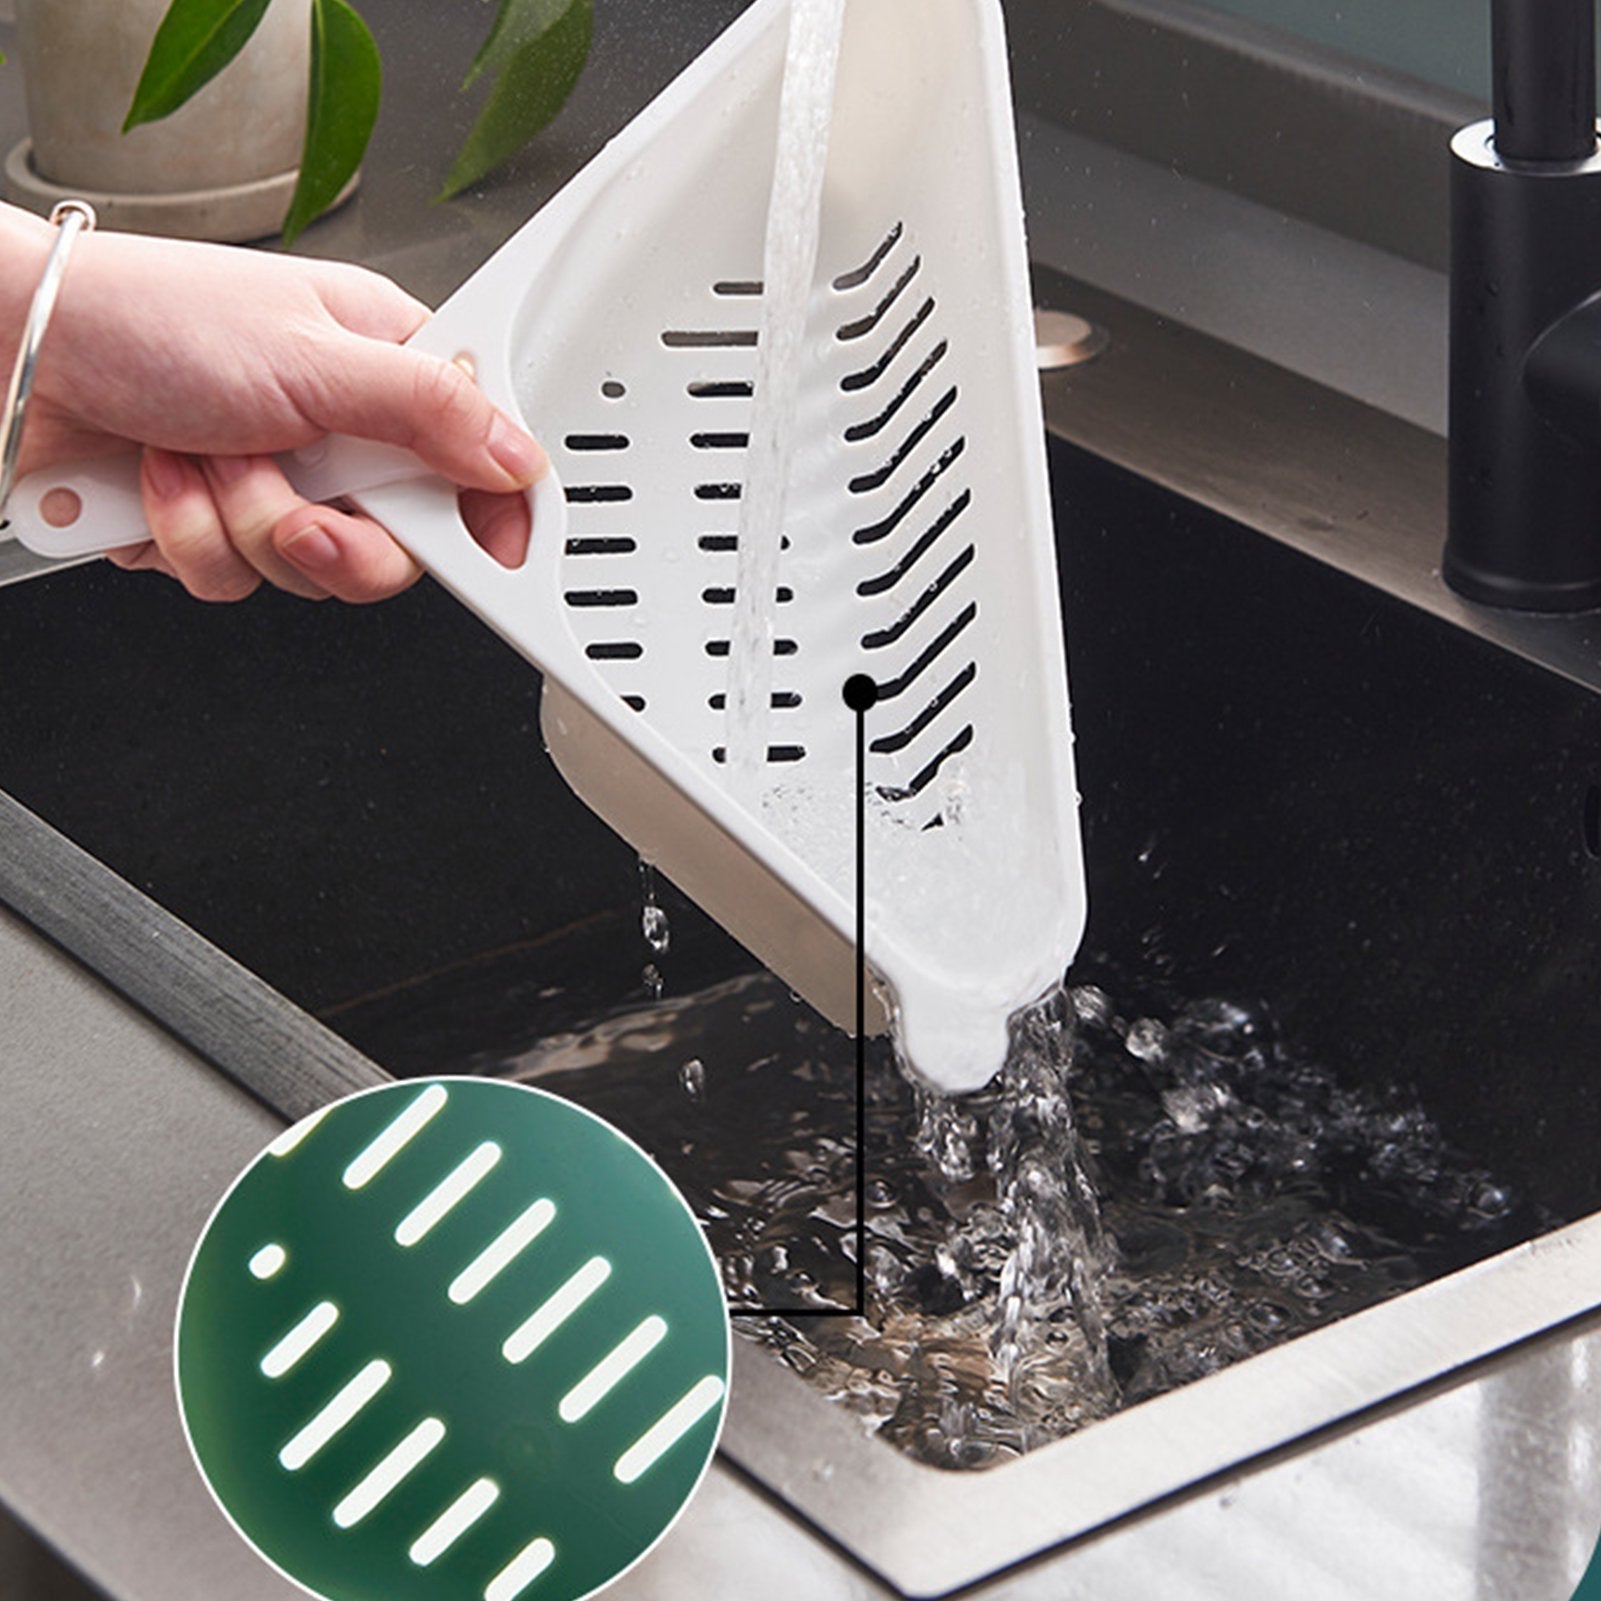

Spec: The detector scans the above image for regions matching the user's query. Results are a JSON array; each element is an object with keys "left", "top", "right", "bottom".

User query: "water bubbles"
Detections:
[
  {"left": 1469, "top": 1179, "right": 1515, "bottom": 1220},
  {"left": 679, "top": 1057, "right": 706, "bottom": 1099},
  {"left": 1246, "top": 1301, "right": 1292, "bottom": 1335},
  {"left": 1161, "top": 1082, "right": 1228, "bottom": 1134},
  {"left": 642, "top": 963, "right": 663, "bottom": 1001},
  {"left": 1308, "top": 1219, "right": 1356, "bottom": 1262},
  {"left": 1124, "top": 1017, "right": 1168, "bottom": 1062}
]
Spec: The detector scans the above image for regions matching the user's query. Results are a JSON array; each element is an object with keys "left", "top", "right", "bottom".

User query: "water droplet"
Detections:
[
  {"left": 642, "top": 903, "right": 671, "bottom": 955},
  {"left": 1125, "top": 1017, "right": 1168, "bottom": 1062}
]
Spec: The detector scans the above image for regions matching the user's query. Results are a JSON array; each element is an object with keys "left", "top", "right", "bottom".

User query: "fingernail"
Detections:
[
  {"left": 145, "top": 450, "right": 188, "bottom": 499},
  {"left": 209, "top": 455, "right": 252, "bottom": 485},
  {"left": 282, "top": 524, "right": 341, "bottom": 572},
  {"left": 488, "top": 417, "right": 547, "bottom": 485}
]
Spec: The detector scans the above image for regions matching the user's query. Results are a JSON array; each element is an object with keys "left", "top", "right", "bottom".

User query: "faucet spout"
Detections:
[{"left": 1492, "top": 0, "right": 1597, "bottom": 163}]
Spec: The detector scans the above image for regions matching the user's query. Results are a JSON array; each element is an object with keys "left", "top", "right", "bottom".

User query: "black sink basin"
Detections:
[
  {"left": 2, "top": 426, "right": 1596, "bottom": 1238},
  {"left": 1, "top": 358, "right": 1597, "bottom": 1591}
]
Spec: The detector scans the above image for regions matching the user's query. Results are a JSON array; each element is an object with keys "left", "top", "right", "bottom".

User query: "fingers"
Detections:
[
  {"left": 459, "top": 487, "right": 532, "bottom": 569},
  {"left": 136, "top": 448, "right": 424, "bottom": 604},
  {"left": 202, "top": 452, "right": 422, "bottom": 604},
  {"left": 139, "top": 449, "right": 262, "bottom": 602},
  {"left": 105, "top": 540, "right": 178, "bottom": 581},
  {"left": 272, "top": 500, "right": 424, "bottom": 603},
  {"left": 304, "top": 336, "right": 548, "bottom": 495}
]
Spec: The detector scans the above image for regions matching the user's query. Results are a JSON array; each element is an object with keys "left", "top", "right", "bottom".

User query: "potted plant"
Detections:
[{"left": 4, "top": 0, "right": 592, "bottom": 243}]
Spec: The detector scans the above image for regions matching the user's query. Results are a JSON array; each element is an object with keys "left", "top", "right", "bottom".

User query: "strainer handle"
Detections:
[{"left": 3, "top": 439, "right": 563, "bottom": 577}]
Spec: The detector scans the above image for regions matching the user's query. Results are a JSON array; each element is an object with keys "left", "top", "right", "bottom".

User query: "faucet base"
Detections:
[{"left": 1446, "top": 119, "right": 1601, "bottom": 613}]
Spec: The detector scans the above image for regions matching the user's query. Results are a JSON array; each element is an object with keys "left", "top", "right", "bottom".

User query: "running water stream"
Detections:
[
  {"left": 724, "top": 0, "right": 848, "bottom": 785},
  {"left": 718, "top": 0, "right": 1113, "bottom": 1392}
]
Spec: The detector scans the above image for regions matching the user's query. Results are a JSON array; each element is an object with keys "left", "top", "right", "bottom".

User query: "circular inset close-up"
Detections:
[{"left": 175, "top": 1078, "right": 730, "bottom": 1601}]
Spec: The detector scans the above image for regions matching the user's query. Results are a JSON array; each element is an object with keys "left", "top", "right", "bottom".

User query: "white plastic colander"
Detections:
[{"left": 8, "top": 0, "right": 1085, "bottom": 1093}]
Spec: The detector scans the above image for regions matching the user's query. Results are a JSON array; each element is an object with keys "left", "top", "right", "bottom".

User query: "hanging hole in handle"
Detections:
[
  {"left": 40, "top": 488, "right": 84, "bottom": 528},
  {"left": 458, "top": 486, "right": 532, "bottom": 570}
]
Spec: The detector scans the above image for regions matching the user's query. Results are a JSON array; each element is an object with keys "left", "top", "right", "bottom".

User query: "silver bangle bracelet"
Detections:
[{"left": 0, "top": 198, "right": 98, "bottom": 521}]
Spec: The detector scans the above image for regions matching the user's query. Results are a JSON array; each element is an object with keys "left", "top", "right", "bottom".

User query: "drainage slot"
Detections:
[
  {"left": 862, "top": 546, "right": 974, "bottom": 648},
  {"left": 695, "top": 483, "right": 742, "bottom": 501},
  {"left": 874, "top": 603, "right": 978, "bottom": 700},
  {"left": 845, "top": 341, "right": 949, "bottom": 442},
  {"left": 849, "top": 388, "right": 959, "bottom": 494},
  {"left": 713, "top": 280, "right": 763, "bottom": 296},
  {"left": 713, "top": 745, "right": 805, "bottom": 764},
  {"left": 564, "top": 589, "right": 639, "bottom": 608},
  {"left": 566, "top": 484, "right": 634, "bottom": 504},
  {"left": 705, "top": 638, "right": 797, "bottom": 657},
  {"left": 708, "top": 691, "right": 801, "bottom": 710},
  {"left": 859, "top": 491, "right": 974, "bottom": 590},
  {"left": 833, "top": 222, "right": 905, "bottom": 291},
  {"left": 691, "top": 432, "right": 750, "bottom": 450},
  {"left": 880, "top": 723, "right": 975, "bottom": 801},
  {"left": 564, "top": 434, "right": 630, "bottom": 452},
  {"left": 565, "top": 537, "right": 637, "bottom": 556},
  {"left": 662, "top": 329, "right": 758, "bottom": 348},
  {"left": 842, "top": 298, "right": 935, "bottom": 392},
  {"left": 586, "top": 641, "right": 644, "bottom": 661},
  {"left": 853, "top": 445, "right": 967, "bottom": 546},
  {"left": 697, "top": 533, "right": 788, "bottom": 552},
  {"left": 689, "top": 380, "right": 755, "bottom": 399},
  {"left": 701, "top": 586, "right": 792, "bottom": 605},
  {"left": 837, "top": 257, "right": 922, "bottom": 342},
  {"left": 871, "top": 663, "right": 977, "bottom": 754}
]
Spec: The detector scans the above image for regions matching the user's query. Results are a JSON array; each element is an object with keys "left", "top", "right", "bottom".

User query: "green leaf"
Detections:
[
  {"left": 440, "top": 0, "right": 591, "bottom": 199},
  {"left": 124, "top": 0, "right": 273, "bottom": 132},
  {"left": 463, "top": 0, "right": 573, "bottom": 90},
  {"left": 281, "top": 0, "right": 381, "bottom": 245}
]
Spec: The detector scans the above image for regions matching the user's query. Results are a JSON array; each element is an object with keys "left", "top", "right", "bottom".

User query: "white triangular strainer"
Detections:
[{"left": 8, "top": 0, "right": 1085, "bottom": 1093}]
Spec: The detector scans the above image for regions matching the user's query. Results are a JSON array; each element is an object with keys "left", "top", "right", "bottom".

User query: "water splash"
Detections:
[
  {"left": 724, "top": 0, "right": 848, "bottom": 785},
  {"left": 984, "top": 992, "right": 1115, "bottom": 1428},
  {"left": 472, "top": 969, "right": 1528, "bottom": 1469}
]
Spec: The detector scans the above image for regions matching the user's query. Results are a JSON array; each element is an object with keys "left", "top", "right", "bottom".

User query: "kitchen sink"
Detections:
[{"left": 0, "top": 279, "right": 1597, "bottom": 1597}]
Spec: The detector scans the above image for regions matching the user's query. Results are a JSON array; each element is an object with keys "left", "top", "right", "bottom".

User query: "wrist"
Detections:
[{"left": 0, "top": 204, "right": 56, "bottom": 371}]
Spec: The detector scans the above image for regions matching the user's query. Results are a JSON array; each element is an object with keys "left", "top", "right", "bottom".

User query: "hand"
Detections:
[{"left": 4, "top": 203, "right": 543, "bottom": 603}]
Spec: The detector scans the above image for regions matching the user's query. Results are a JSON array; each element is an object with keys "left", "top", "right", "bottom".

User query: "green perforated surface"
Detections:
[{"left": 176, "top": 1078, "right": 729, "bottom": 1601}]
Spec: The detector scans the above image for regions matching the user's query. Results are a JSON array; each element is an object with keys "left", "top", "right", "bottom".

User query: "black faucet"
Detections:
[{"left": 1446, "top": 0, "right": 1601, "bottom": 610}]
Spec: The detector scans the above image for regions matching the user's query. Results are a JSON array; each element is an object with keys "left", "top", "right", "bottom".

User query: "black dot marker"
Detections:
[{"left": 842, "top": 674, "right": 879, "bottom": 712}]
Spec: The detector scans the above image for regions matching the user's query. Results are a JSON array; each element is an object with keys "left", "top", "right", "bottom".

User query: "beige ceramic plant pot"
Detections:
[{"left": 5, "top": 0, "right": 329, "bottom": 241}]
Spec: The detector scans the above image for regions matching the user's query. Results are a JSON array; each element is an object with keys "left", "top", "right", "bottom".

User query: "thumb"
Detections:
[{"left": 309, "top": 336, "right": 547, "bottom": 492}]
